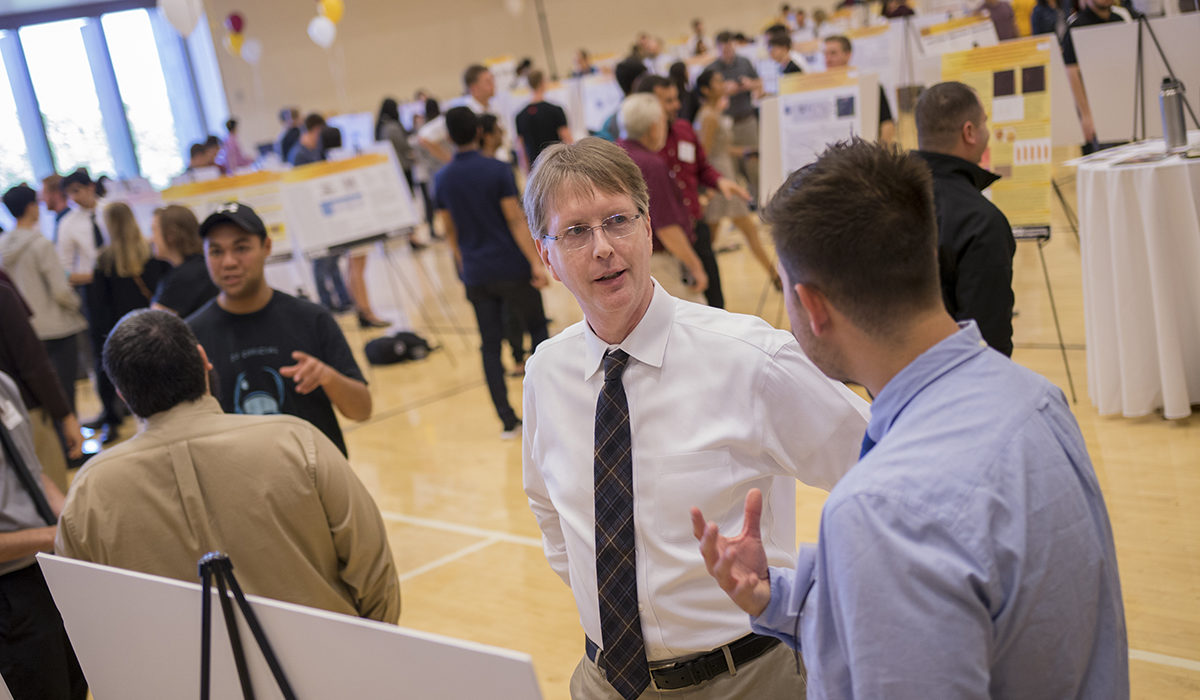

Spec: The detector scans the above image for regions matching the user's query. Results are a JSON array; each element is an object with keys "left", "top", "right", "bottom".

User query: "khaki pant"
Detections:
[
  {"left": 29, "top": 407, "right": 67, "bottom": 493},
  {"left": 569, "top": 640, "right": 805, "bottom": 699},
  {"left": 650, "top": 252, "right": 705, "bottom": 305}
]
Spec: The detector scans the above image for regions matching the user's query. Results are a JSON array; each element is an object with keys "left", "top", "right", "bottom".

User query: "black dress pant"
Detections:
[
  {"left": 42, "top": 335, "right": 78, "bottom": 414},
  {"left": 465, "top": 279, "right": 548, "bottom": 428},
  {"left": 0, "top": 563, "right": 87, "bottom": 700},
  {"left": 693, "top": 218, "right": 725, "bottom": 309}
]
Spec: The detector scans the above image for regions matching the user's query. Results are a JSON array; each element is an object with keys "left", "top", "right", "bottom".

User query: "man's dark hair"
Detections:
[
  {"left": 479, "top": 113, "right": 500, "bottom": 136},
  {"left": 825, "top": 35, "right": 852, "bottom": 54},
  {"left": 765, "top": 23, "right": 788, "bottom": 35},
  {"left": 528, "top": 69, "right": 545, "bottom": 91},
  {"left": 764, "top": 139, "right": 941, "bottom": 335},
  {"left": 615, "top": 57, "right": 648, "bottom": 96},
  {"left": 716, "top": 30, "right": 735, "bottom": 44},
  {"left": 303, "top": 113, "right": 326, "bottom": 132},
  {"left": 189, "top": 142, "right": 206, "bottom": 159},
  {"left": 634, "top": 75, "right": 672, "bottom": 94},
  {"left": 445, "top": 106, "right": 480, "bottom": 146},
  {"left": 103, "top": 309, "right": 207, "bottom": 418},
  {"left": 424, "top": 97, "right": 441, "bottom": 121},
  {"left": 204, "top": 134, "right": 220, "bottom": 149},
  {"left": 915, "top": 81, "right": 984, "bottom": 152},
  {"left": 225, "top": 118, "right": 238, "bottom": 132},
  {"left": 321, "top": 125, "right": 342, "bottom": 151},
  {"left": 463, "top": 64, "right": 489, "bottom": 90},
  {"left": 768, "top": 32, "right": 793, "bottom": 50},
  {"left": 3, "top": 184, "right": 36, "bottom": 219},
  {"left": 61, "top": 167, "right": 93, "bottom": 190}
]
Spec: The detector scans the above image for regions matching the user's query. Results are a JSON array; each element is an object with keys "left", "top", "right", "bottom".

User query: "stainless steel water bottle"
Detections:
[{"left": 1160, "top": 77, "right": 1188, "bottom": 154}]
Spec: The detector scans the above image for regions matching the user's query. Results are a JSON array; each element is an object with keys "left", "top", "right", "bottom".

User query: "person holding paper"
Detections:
[
  {"left": 914, "top": 82, "right": 1016, "bottom": 356},
  {"left": 521, "top": 137, "right": 868, "bottom": 699},
  {"left": 55, "top": 310, "right": 400, "bottom": 624},
  {"left": 693, "top": 139, "right": 1127, "bottom": 699},
  {"left": 0, "top": 370, "right": 86, "bottom": 700},
  {"left": 822, "top": 36, "right": 896, "bottom": 145}
]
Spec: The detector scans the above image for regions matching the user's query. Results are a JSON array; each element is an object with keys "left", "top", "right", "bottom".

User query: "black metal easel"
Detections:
[
  {"left": 1014, "top": 226, "right": 1077, "bottom": 403},
  {"left": 199, "top": 552, "right": 297, "bottom": 700},
  {"left": 1131, "top": 14, "right": 1199, "bottom": 143}
]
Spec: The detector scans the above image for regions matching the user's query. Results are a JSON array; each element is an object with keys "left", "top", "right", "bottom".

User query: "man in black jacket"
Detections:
[{"left": 915, "top": 81, "right": 1015, "bottom": 356}]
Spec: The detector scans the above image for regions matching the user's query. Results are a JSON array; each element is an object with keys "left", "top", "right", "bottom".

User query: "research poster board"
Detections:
[
  {"left": 773, "top": 69, "right": 880, "bottom": 189},
  {"left": 579, "top": 73, "right": 624, "bottom": 134},
  {"left": 161, "top": 170, "right": 290, "bottom": 257},
  {"left": 920, "top": 16, "right": 1000, "bottom": 55},
  {"left": 1072, "top": 13, "right": 1200, "bottom": 143},
  {"left": 38, "top": 554, "right": 544, "bottom": 700},
  {"left": 942, "top": 37, "right": 1053, "bottom": 227},
  {"left": 280, "top": 150, "right": 418, "bottom": 255}
]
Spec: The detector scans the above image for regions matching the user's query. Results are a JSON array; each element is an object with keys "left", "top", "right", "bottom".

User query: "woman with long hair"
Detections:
[
  {"left": 88, "top": 202, "right": 171, "bottom": 440},
  {"left": 693, "top": 68, "right": 779, "bottom": 287},
  {"left": 150, "top": 204, "right": 218, "bottom": 317}
]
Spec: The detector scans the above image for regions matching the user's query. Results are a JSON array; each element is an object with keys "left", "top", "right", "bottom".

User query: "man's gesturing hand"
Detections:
[
  {"left": 691, "top": 488, "right": 772, "bottom": 617},
  {"left": 279, "top": 351, "right": 328, "bottom": 394}
]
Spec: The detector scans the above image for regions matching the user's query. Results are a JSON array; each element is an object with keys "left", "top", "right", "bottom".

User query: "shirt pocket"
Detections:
[{"left": 651, "top": 450, "right": 735, "bottom": 545}]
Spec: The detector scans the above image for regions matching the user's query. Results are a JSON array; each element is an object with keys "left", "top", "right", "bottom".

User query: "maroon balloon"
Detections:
[{"left": 224, "top": 12, "right": 245, "bottom": 34}]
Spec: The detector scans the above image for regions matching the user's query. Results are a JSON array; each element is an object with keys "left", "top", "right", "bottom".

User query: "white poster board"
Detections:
[
  {"left": 920, "top": 17, "right": 1000, "bottom": 55},
  {"left": 38, "top": 554, "right": 543, "bottom": 700},
  {"left": 1072, "top": 14, "right": 1200, "bottom": 143},
  {"left": 325, "top": 112, "right": 375, "bottom": 153},
  {"left": 280, "top": 148, "right": 418, "bottom": 255},
  {"left": 579, "top": 73, "right": 625, "bottom": 134}
]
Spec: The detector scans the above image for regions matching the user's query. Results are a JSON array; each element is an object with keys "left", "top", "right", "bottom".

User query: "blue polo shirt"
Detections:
[{"left": 433, "top": 150, "right": 531, "bottom": 287}]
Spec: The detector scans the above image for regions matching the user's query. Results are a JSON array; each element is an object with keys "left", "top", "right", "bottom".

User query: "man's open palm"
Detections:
[{"left": 691, "top": 488, "right": 772, "bottom": 617}]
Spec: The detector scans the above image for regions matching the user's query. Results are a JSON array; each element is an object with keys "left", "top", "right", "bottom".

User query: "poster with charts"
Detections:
[
  {"left": 777, "top": 70, "right": 880, "bottom": 179},
  {"left": 942, "top": 37, "right": 1053, "bottom": 227},
  {"left": 161, "top": 171, "right": 290, "bottom": 257}
]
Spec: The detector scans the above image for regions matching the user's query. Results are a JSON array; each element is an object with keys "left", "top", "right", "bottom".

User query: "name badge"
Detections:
[
  {"left": 0, "top": 398, "right": 23, "bottom": 432},
  {"left": 678, "top": 141, "right": 696, "bottom": 164}
]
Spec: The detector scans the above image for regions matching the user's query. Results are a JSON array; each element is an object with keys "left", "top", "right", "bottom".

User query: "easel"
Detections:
[
  {"left": 1131, "top": 15, "right": 1199, "bottom": 143},
  {"left": 1014, "top": 225, "right": 1077, "bottom": 403},
  {"left": 198, "top": 553, "right": 296, "bottom": 700}
]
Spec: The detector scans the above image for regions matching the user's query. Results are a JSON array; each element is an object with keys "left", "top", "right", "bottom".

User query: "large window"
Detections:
[
  {"left": 0, "top": 33, "right": 33, "bottom": 193},
  {"left": 102, "top": 9, "right": 183, "bottom": 188},
  {"left": 20, "top": 18, "right": 116, "bottom": 178}
]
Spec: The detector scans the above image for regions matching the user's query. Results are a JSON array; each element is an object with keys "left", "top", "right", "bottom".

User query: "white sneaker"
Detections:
[{"left": 501, "top": 420, "right": 522, "bottom": 440}]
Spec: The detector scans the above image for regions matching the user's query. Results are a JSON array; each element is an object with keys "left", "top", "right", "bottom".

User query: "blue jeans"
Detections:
[{"left": 312, "top": 255, "right": 352, "bottom": 310}]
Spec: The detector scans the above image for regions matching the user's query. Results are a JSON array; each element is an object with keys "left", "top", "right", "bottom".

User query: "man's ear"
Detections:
[
  {"left": 534, "top": 238, "right": 561, "bottom": 282},
  {"left": 795, "top": 282, "right": 832, "bottom": 337},
  {"left": 197, "top": 343, "right": 214, "bottom": 395}
]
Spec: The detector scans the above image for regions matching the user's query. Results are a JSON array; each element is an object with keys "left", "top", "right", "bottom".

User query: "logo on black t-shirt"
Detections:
[{"left": 234, "top": 368, "right": 286, "bottom": 415}]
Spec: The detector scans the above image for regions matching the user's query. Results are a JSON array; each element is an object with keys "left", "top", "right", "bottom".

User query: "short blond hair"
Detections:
[
  {"left": 522, "top": 137, "right": 649, "bottom": 239},
  {"left": 618, "top": 93, "right": 664, "bottom": 141}
]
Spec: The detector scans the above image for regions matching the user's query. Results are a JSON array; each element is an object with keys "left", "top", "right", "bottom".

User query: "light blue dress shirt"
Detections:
[{"left": 751, "top": 322, "right": 1128, "bottom": 699}]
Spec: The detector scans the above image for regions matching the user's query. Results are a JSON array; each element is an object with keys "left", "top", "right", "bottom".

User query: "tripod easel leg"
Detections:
[{"left": 1038, "top": 239, "right": 1078, "bottom": 403}]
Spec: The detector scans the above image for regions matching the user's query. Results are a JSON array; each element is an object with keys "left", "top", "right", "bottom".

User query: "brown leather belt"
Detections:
[{"left": 585, "top": 633, "right": 780, "bottom": 691}]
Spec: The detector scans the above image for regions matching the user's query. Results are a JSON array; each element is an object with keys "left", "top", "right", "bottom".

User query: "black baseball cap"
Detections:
[{"left": 198, "top": 202, "right": 267, "bottom": 239}]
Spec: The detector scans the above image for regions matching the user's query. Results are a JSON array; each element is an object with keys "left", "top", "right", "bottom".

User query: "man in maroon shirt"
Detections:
[
  {"left": 615, "top": 94, "right": 708, "bottom": 303},
  {"left": 636, "top": 76, "right": 750, "bottom": 309}
]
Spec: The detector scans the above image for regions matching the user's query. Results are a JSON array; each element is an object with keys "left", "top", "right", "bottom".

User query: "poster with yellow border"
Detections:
[
  {"left": 161, "top": 171, "right": 289, "bottom": 256},
  {"left": 777, "top": 69, "right": 880, "bottom": 178},
  {"left": 942, "top": 37, "right": 1052, "bottom": 227}
]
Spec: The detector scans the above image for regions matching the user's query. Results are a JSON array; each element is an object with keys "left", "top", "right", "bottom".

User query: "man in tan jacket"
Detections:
[{"left": 55, "top": 309, "right": 400, "bottom": 623}]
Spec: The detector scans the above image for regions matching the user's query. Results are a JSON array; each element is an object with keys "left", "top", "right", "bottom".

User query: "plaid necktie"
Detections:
[{"left": 594, "top": 349, "right": 649, "bottom": 699}]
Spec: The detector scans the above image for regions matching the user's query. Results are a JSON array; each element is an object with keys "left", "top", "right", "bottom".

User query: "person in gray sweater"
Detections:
[{"left": 0, "top": 185, "right": 87, "bottom": 412}]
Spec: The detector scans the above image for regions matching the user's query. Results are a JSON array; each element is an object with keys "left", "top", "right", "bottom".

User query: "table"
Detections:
[{"left": 1076, "top": 137, "right": 1200, "bottom": 420}]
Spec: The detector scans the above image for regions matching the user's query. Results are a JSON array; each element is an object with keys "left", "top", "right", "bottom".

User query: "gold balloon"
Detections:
[
  {"left": 319, "top": 0, "right": 345, "bottom": 24},
  {"left": 224, "top": 32, "right": 245, "bottom": 56}
]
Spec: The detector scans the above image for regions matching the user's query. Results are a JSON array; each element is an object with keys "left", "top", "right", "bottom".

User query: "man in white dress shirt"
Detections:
[
  {"left": 416, "top": 64, "right": 496, "bottom": 167},
  {"left": 55, "top": 169, "right": 107, "bottom": 287},
  {"left": 521, "top": 137, "right": 869, "bottom": 699}
]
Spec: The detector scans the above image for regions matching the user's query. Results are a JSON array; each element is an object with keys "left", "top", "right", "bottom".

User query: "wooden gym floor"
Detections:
[{"left": 81, "top": 188, "right": 1199, "bottom": 698}]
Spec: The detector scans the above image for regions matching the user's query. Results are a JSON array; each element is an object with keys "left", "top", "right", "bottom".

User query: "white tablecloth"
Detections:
[{"left": 1078, "top": 140, "right": 1200, "bottom": 419}]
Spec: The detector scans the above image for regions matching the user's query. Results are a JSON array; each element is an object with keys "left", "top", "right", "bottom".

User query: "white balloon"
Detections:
[
  {"left": 158, "top": 0, "right": 203, "bottom": 37},
  {"left": 307, "top": 16, "right": 337, "bottom": 49},
  {"left": 241, "top": 38, "right": 263, "bottom": 65}
]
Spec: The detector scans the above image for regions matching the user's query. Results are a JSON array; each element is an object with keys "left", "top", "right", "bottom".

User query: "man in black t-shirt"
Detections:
[
  {"left": 185, "top": 203, "right": 370, "bottom": 456},
  {"left": 515, "top": 70, "right": 572, "bottom": 174}
]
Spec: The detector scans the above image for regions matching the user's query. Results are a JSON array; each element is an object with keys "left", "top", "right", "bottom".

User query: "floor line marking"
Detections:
[
  {"left": 1129, "top": 649, "right": 1200, "bottom": 673},
  {"left": 382, "top": 511, "right": 543, "bottom": 549},
  {"left": 399, "top": 537, "right": 500, "bottom": 582}
]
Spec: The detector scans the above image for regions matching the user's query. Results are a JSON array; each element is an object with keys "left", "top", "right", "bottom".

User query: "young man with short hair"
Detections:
[
  {"left": 55, "top": 169, "right": 106, "bottom": 287},
  {"left": 515, "top": 69, "right": 572, "bottom": 173},
  {"left": 185, "top": 202, "right": 371, "bottom": 456},
  {"left": 823, "top": 35, "right": 895, "bottom": 145},
  {"left": 435, "top": 107, "right": 549, "bottom": 438},
  {"left": 767, "top": 32, "right": 803, "bottom": 75},
  {"left": 288, "top": 113, "right": 327, "bottom": 166}
]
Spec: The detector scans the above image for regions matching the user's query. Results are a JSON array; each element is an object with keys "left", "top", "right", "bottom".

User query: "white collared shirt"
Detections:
[
  {"left": 523, "top": 281, "right": 870, "bottom": 661},
  {"left": 56, "top": 204, "right": 108, "bottom": 276}
]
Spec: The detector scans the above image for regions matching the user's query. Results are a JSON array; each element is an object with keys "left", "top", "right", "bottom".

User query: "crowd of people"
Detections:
[{"left": 0, "top": 4, "right": 1148, "bottom": 699}]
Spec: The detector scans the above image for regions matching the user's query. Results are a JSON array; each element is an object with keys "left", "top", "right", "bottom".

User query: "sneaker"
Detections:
[{"left": 501, "top": 419, "right": 522, "bottom": 440}]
